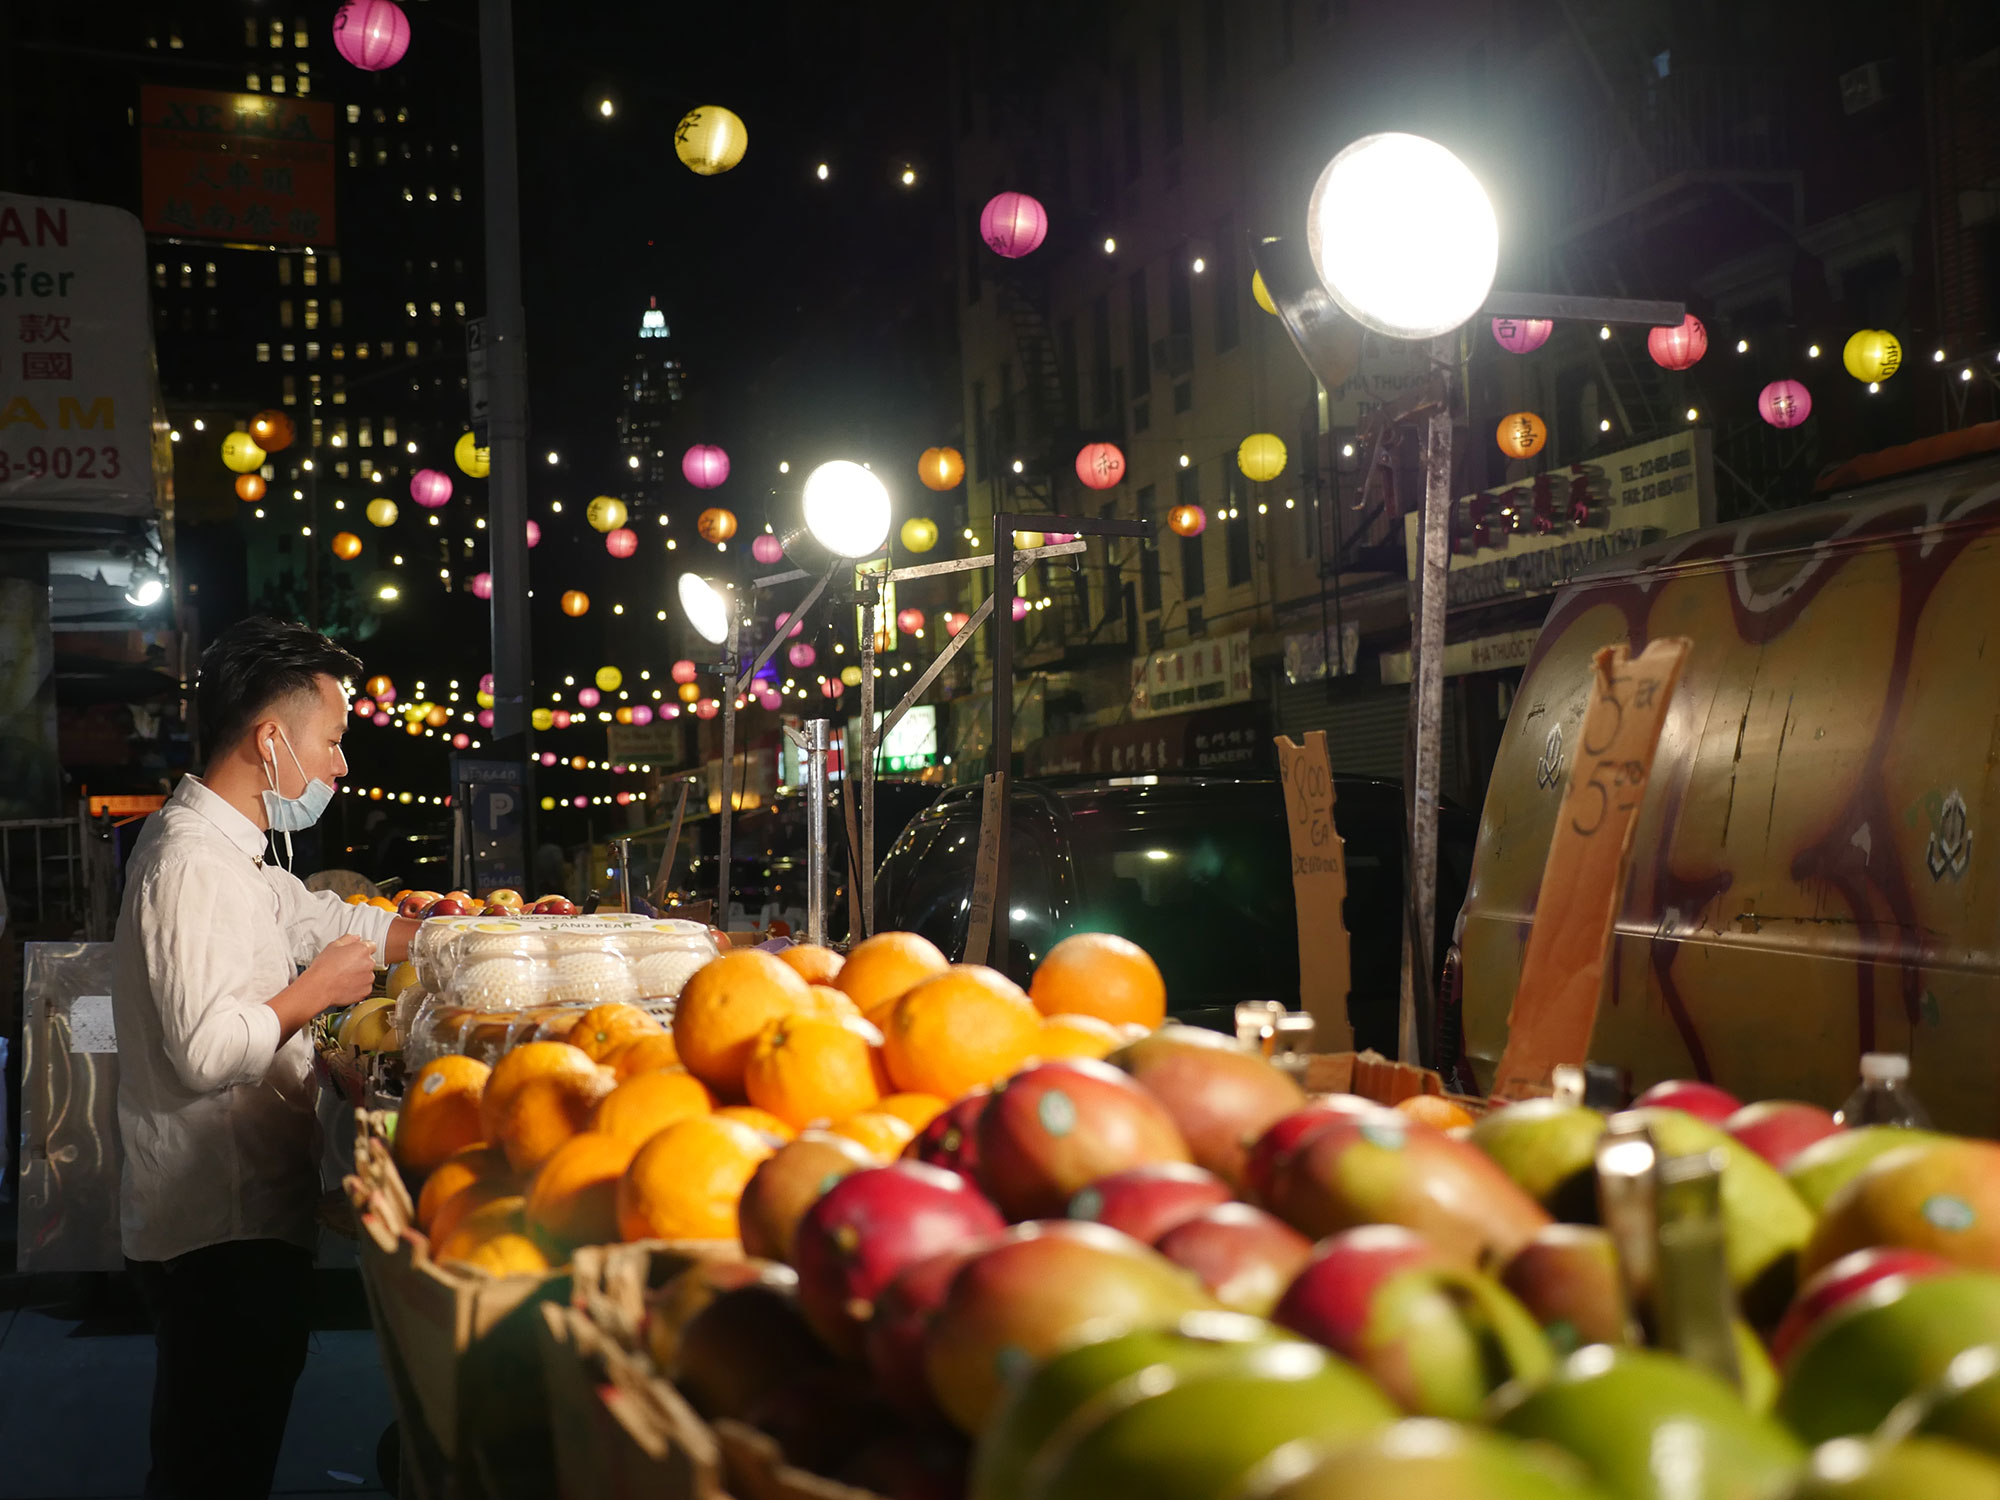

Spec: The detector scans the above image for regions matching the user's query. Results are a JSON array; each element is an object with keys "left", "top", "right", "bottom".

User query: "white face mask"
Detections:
[{"left": 261, "top": 728, "right": 338, "bottom": 867}]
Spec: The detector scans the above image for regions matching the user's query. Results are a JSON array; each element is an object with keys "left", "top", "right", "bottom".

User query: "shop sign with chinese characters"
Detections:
[
  {"left": 139, "top": 87, "right": 337, "bottom": 247},
  {"left": 0, "top": 195, "right": 164, "bottom": 516},
  {"left": 1130, "top": 629, "right": 1253, "bottom": 720}
]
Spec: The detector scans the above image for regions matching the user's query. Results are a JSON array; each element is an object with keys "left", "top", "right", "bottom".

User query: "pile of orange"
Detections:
[{"left": 394, "top": 930, "right": 1176, "bottom": 1278}]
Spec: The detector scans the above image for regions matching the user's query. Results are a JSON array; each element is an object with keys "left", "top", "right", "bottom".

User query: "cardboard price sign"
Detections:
[
  {"left": 1493, "top": 637, "right": 1693, "bottom": 1099},
  {"left": 1276, "top": 732, "right": 1354, "bottom": 1051}
]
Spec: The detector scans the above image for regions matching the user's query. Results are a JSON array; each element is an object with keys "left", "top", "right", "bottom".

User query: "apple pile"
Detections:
[
  {"left": 388, "top": 886, "right": 578, "bottom": 918},
  {"left": 636, "top": 1047, "right": 2000, "bottom": 1500}
]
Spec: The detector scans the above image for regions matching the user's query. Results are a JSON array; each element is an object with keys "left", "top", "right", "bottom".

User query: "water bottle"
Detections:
[{"left": 1834, "top": 1052, "right": 1931, "bottom": 1128}]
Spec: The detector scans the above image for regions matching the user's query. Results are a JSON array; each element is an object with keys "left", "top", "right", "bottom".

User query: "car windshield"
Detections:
[{"left": 1060, "top": 801, "right": 1300, "bottom": 1014}]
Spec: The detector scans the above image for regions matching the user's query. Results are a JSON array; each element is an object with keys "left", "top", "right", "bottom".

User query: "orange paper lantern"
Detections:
[
  {"left": 250, "top": 409, "right": 295, "bottom": 451},
  {"left": 697, "top": 507, "right": 737, "bottom": 542},
  {"left": 918, "top": 446, "right": 966, "bottom": 491},
  {"left": 1496, "top": 412, "right": 1547, "bottom": 459},
  {"left": 678, "top": 682, "right": 701, "bottom": 703},
  {"left": 235, "top": 474, "right": 266, "bottom": 502},
  {"left": 561, "top": 589, "right": 590, "bottom": 617},
  {"left": 331, "top": 531, "right": 363, "bottom": 560},
  {"left": 1167, "top": 504, "right": 1207, "bottom": 537}
]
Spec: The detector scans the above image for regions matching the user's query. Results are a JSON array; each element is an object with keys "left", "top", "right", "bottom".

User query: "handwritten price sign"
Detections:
[
  {"left": 1276, "top": 731, "right": 1354, "bottom": 1051},
  {"left": 1492, "top": 637, "right": 1692, "bottom": 1099}
]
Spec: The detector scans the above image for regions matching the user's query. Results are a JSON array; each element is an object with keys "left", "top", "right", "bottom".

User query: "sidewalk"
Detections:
[{"left": 0, "top": 1269, "right": 396, "bottom": 1500}]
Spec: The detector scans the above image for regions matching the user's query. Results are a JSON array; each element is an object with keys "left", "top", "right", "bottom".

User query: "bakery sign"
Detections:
[{"left": 1129, "top": 629, "right": 1253, "bottom": 720}]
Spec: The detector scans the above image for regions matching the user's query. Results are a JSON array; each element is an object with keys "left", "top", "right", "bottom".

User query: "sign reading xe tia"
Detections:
[{"left": 139, "top": 86, "right": 337, "bottom": 247}]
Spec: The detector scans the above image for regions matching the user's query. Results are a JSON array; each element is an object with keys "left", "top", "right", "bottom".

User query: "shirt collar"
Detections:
[{"left": 173, "top": 775, "right": 271, "bottom": 862}]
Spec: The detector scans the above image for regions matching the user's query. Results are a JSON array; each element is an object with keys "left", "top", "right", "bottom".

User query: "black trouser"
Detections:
[{"left": 128, "top": 1239, "right": 314, "bottom": 1500}]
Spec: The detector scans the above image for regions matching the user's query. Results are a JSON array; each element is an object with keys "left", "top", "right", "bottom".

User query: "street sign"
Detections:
[
  {"left": 454, "top": 756, "right": 525, "bottom": 893},
  {"left": 466, "top": 316, "right": 490, "bottom": 445}
]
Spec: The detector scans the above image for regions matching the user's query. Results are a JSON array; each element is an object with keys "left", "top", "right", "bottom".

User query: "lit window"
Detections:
[
  {"left": 405, "top": 301, "right": 417, "bottom": 318},
  {"left": 450, "top": 185, "right": 462, "bottom": 202},
  {"left": 295, "top": 73, "right": 310, "bottom": 96},
  {"left": 279, "top": 302, "right": 294, "bottom": 328},
  {"left": 331, "top": 343, "right": 344, "bottom": 360},
  {"left": 358, "top": 419, "right": 373, "bottom": 447},
  {"left": 246, "top": 73, "right": 260, "bottom": 91},
  {"left": 293, "top": 18, "right": 308, "bottom": 47},
  {"left": 402, "top": 188, "right": 414, "bottom": 202},
  {"left": 203, "top": 262, "right": 216, "bottom": 288},
  {"left": 256, "top": 342, "right": 271, "bottom": 363},
  {"left": 346, "top": 104, "right": 361, "bottom": 124},
  {"left": 381, "top": 419, "right": 396, "bottom": 446},
  {"left": 305, "top": 340, "right": 319, "bottom": 360},
  {"left": 404, "top": 340, "right": 418, "bottom": 357},
  {"left": 374, "top": 143, "right": 387, "bottom": 167},
  {"left": 270, "top": 20, "right": 285, "bottom": 47},
  {"left": 329, "top": 298, "right": 342, "bottom": 326},
  {"left": 426, "top": 187, "right": 437, "bottom": 202},
  {"left": 327, "top": 255, "right": 341, "bottom": 284},
  {"left": 453, "top": 300, "right": 465, "bottom": 317},
  {"left": 278, "top": 256, "right": 292, "bottom": 286},
  {"left": 346, "top": 141, "right": 361, "bottom": 167},
  {"left": 271, "top": 74, "right": 286, "bottom": 93},
  {"left": 302, "top": 254, "right": 317, "bottom": 287},
  {"left": 245, "top": 18, "right": 258, "bottom": 45},
  {"left": 282, "top": 376, "right": 296, "bottom": 402},
  {"left": 304, "top": 298, "right": 319, "bottom": 330},
  {"left": 428, "top": 300, "right": 440, "bottom": 317},
  {"left": 152, "top": 263, "right": 166, "bottom": 288},
  {"left": 355, "top": 342, "right": 370, "bottom": 360},
  {"left": 379, "top": 341, "right": 394, "bottom": 358},
  {"left": 179, "top": 263, "right": 192, "bottom": 288},
  {"left": 331, "top": 375, "right": 345, "bottom": 404}
]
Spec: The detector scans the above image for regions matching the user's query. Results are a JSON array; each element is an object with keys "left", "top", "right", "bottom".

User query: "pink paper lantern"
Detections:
[
  {"left": 353, "top": 698, "right": 374, "bottom": 717},
  {"left": 332, "top": 0, "right": 410, "bottom": 71},
  {"left": 683, "top": 445, "right": 730, "bottom": 489},
  {"left": 943, "top": 612, "right": 966, "bottom": 637},
  {"left": 1075, "top": 442, "right": 1126, "bottom": 489},
  {"left": 630, "top": 704, "right": 653, "bottom": 726},
  {"left": 695, "top": 698, "right": 720, "bottom": 720},
  {"left": 1647, "top": 314, "right": 1708, "bottom": 371},
  {"left": 788, "top": 642, "right": 816, "bottom": 668},
  {"left": 572, "top": 795, "right": 588, "bottom": 809},
  {"left": 1010, "top": 596, "right": 1029, "bottom": 622},
  {"left": 671, "top": 659, "right": 698, "bottom": 684},
  {"left": 1045, "top": 532, "right": 1077, "bottom": 545},
  {"left": 755, "top": 688, "right": 781, "bottom": 711},
  {"left": 477, "top": 709, "right": 494, "bottom": 728},
  {"left": 539, "top": 752, "right": 557, "bottom": 766},
  {"left": 980, "top": 191, "right": 1049, "bottom": 258},
  {"left": 751, "top": 533, "right": 784, "bottom": 564},
  {"left": 820, "top": 678, "right": 843, "bottom": 699},
  {"left": 577, "top": 687, "right": 601, "bottom": 708},
  {"left": 452, "top": 732, "right": 470, "bottom": 749},
  {"left": 479, "top": 673, "right": 494, "bottom": 695},
  {"left": 471, "top": 571, "right": 493, "bottom": 599},
  {"left": 1758, "top": 379, "right": 1812, "bottom": 429},
  {"left": 409, "top": 468, "right": 453, "bottom": 508},
  {"left": 616, "top": 791, "right": 633, "bottom": 806},
  {"left": 612, "top": 763, "right": 628, "bottom": 775},
  {"left": 371, "top": 711, "right": 390, "bottom": 727},
  {"left": 605, "top": 527, "right": 638, "bottom": 558},
  {"left": 552, "top": 709, "right": 571, "bottom": 728},
  {"left": 1490, "top": 317, "right": 1553, "bottom": 354},
  {"left": 375, "top": 686, "right": 396, "bottom": 705},
  {"left": 661, "top": 703, "right": 681, "bottom": 719},
  {"left": 897, "top": 607, "right": 924, "bottom": 635},
  {"left": 525, "top": 519, "right": 541, "bottom": 548}
]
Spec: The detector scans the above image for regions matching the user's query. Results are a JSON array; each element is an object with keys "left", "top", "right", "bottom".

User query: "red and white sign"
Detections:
[{"left": 1130, "top": 629, "right": 1253, "bottom": 720}]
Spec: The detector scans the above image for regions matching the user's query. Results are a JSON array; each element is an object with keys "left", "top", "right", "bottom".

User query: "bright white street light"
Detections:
[
  {"left": 125, "top": 575, "right": 165, "bottom": 607},
  {"left": 801, "top": 459, "right": 891, "bottom": 557},
  {"left": 677, "top": 572, "right": 731, "bottom": 645},
  {"left": 1307, "top": 132, "right": 1498, "bottom": 341}
]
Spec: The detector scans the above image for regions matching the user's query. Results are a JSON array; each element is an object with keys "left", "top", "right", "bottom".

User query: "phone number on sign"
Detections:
[{"left": 0, "top": 445, "right": 125, "bottom": 482}]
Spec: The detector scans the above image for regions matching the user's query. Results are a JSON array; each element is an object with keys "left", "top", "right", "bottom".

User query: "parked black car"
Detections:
[{"left": 872, "top": 776, "right": 1476, "bottom": 1054}]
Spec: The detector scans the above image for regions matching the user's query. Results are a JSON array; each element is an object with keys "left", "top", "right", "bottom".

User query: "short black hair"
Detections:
[{"left": 196, "top": 616, "right": 362, "bottom": 762}]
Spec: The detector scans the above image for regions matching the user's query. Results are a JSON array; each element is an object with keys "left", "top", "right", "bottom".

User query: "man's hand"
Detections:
[{"left": 268, "top": 935, "right": 376, "bottom": 1044}]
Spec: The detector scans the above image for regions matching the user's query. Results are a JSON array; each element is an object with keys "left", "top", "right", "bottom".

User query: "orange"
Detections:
[
  {"left": 604, "top": 1031, "right": 682, "bottom": 1080},
  {"left": 428, "top": 1176, "right": 519, "bottom": 1251},
  {"left": 527, "top": 1131, "right": 638, "bottom": 1251},
  {"left": 744, "top": 1014, "right": 884, "bottom": 1131},
  {"left": 433, "top": 1193, "right": 527, "bottom": 1263},
  {"left": 568, "top": 1002, "right": 663, "bottom": 1061},
  {"left": 716, "top": 1104, "right": 797, "bottom": 1142},
  {"left": 482, "top": 1042, "right": 615, "bottom": 1173},
  {"left": 616, "top": 1115, "right": 775, "bottom": 1242},
  {"left": 1028, "top": 932, "right": 1167, "bottom": 1030},
  {"left": 456, "top": 1232, "right": 551, "bottom": 1276},
  {"left": 397, "top": 1056, "right": 492, "bottom": 1174},
  {"left": 802, "top": 984, "right": 861, "bottom": 1021},
  {"left": 834, "top": 931, "right": 949, "bottom": 1020},
  {"left": 591, "top": 1067, "right": 714, "bottom": 1147},
  {"left": 416, "top": 1143, "right": 511, "bottom": 1232},
  {"left": 1396, "top": 1094, "right": 1478, "bottom": 1131},
  {"left": 881, "top": 965, "right": 1041, "bottom": 1098},
  {"left": 673, "top": 949, "right": 815, "bottom": 1094},
  {"left": 777, "top": 944, "right": 845, "bottom": 986},
  {"left": 874, "top": 1092, "right": 950, "bottom": 1131},
  {"left": 828, "top": 1109, "right": 917, "bottom": 1159},
  {"left": 1033, "top": 1013, "right": 1125, "bottom": 1062}
]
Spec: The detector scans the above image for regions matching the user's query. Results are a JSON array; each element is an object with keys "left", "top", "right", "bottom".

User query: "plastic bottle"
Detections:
[{"left": 1834, "top": 1052, "right": 1931, "bottom": 1128}]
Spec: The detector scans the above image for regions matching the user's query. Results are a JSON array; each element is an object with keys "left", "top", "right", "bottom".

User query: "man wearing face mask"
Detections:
[{"left": 112, "top": 616, "right": 421, "bottom": 1500}]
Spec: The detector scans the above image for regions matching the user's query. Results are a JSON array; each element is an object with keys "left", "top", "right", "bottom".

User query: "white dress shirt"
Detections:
[{"left": 112, "top": 775, "right": 394, "bottom": 1262}]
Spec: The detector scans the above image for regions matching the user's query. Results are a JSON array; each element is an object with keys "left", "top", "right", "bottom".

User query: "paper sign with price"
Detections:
[
  {"left": 1276, "top": 731, "right": 1354, "bottom": 1051},
  {"left": 1492, "top": 637, "right": 1692, "bottom": 1099}
]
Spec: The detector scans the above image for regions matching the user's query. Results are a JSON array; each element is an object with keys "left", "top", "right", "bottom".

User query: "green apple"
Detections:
[
  {"left": 1805, "top": 1139, "right": 2000, "bottom": 1277},
  {"left": 1877, "top": 1344, "right": 2000, "bottom": 1456},
  {"left": 1785, "top": 1128, "right": 1945, "bottom": 1214},
  {"left": 1737, "top": 1321, "right": 1779, "bottom": 1415},
  {"left": 1493, "top": 1345, "right": 1805, "bottom": 1500},
  {"left": 1471, "top": 1101, "right": 1609, "bottom": 1221},
  {"left": 1779, "top": 1274, "right": 2000, "bottom": 1444},
  {"left": 1252, "top": 1418, "right": 1615, "bottom": 1500},
  {"left": 1777, "top": 1436, "right": 2000, "bottom": 1500}
]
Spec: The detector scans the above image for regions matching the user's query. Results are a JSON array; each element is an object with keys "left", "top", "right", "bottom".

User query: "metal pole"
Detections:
[
  {"left": 804, "top": 718, "right": 830, "bottom": 945},
  {"left": 991, "top": 526, "right": 1015, "bottom": 970},
  {"left": 858, "top": 570, "right": 876, "bottom": 937},
  {"left": 716, "top": 609, "right": 740, "bottom": 926},
  {"left": 479, "top": 0, "right": 533, "bottom": 749}
]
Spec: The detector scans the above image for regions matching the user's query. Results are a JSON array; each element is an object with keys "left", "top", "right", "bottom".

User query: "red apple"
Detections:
[
  {"left": 904, "top": 1089, "right": 991, "bottom": 1181},
  {"left": 485, "top": 888, "right": 524, "bottom": 908},
  {"left": 1499, "top": 1224, "right": 1635, "bottom": 1353},
  {"left": 1245, "top": 1098, "right": 1398, "bottom": 1207},
  {"left": 398, "top": 890, "right": 440, "bottom": 918},
  {"left": 1154, "top": 1203, "right": 1313, "bottom": 1315},
  {"left": 426, "top": 895, "right": 476, "bottom": 917},
  {"left": 531, "top": 895, "right": 579, "bottom": 915},
  {"left": 1725, "top": 1100, "right": 1843, "bottom": 1172},
  {"left": 863, "top": 1242, "right": 986, "bottom": 1418},
  {"left": 1632, "top": 1078, "right": 1741, "bottom": 1123},
  {"left": 480, "top": 903, "right": 513, "bottom": 916},
  {"left": 739, "top": 1130, "right": 879, "bottom": 1265},
  {"left": 791, "top": 1161, "right": 1005, "bottom": 1358},
  {"left": 976, "top": 1059, "right": 1191, "bottom": 1222},
  {"left": 1771, "top": 1246, "right": 1959, "bottom": 1368},
  {"left": 1109, "top": 1025, "right": 1306, "bottom": 1190},
  {"left": 1066, "top": 1163, "right": 1233, "bottom": 1245}
]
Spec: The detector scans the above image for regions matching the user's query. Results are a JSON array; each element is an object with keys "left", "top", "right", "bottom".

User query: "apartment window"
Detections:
[
  {"left": 1174, "top": 379, "right": 1193, "bottom": 414},
  {"left": 246, "top": 17, "right": 259, "bottom": 46},
  {"left": 404, "top": 340, "right": 418, "bottom": 357},
  {"left": 331, "top": 420, "right": 349, "bottom": 448},
  {"left": 281, "top": 342, "right": 296, "bottom": 362},
  {"left": 179, "top": 308, "right": 193, "bottom": 331},
  {"left": 1226, "top": 470, "right": 1251, "bottom": 585},
  {"left": 356, "top": 342, "right": 370, "bottom": 360},
  {"left": 1090, "top": 295, "right": 1113, "bottom": 419},
  {"left": 405, "top": 301, "right": 418, "bottom": 318},
  {"left": 1178, "top": 468, "right": 1205, "bottom": 600},
  {"left": 295, "top": 73, "right": 311, "bottom": 96},
  {"left": 327, "top": 255, "right": 341, "bottom": 284},
  {"left": 305, "top": 340, "right": 320, "bottom": 361},
  {"left": 330, "top": 298, "right": 342, "bottom": 326},
  {"left": 1159, "top": 22, "right": 1185, "bottom": 151},
  {"left": 971, "top": 379, "right": 988, "bottom": 480},
  {"left": 1133, "top": 397, "right": 1151, "bottom": 434},
  {"left": 452, "top": 300, "right": 464, "bottom": 317},
  {"left": 282, "top": 375, "right": 296, "bottom": 404},
  {"left": 331, "top": 343, "right": 344, "bottom": 360},
  {"left": 1127, "top": 269, "right": 1151, "bottom": 398},
  {"left": 278, "top": 256, "right": 293, "bottom": 286},
  {"left": 311, "top": 418, "right": 323, "bottom": 447},
  {"left": 1168, "top": 248, "right": 1193, "bottom": 343},
  {"left": 270, "top": 19, "right": 286, "bottom": 47},
  {"left": 203, "top": 261, "right": 217, "bottom": 288},
  {"left": 380, "top": 341, "right": 394, "bottom": 358},
  {"left": 381, "top": 418, "right": 396, "bottom": 447},
  {"left": 334, "top": 462, "right": 350, "bottom": 478},
  {"left": 374, "top": 141, "right": 388, "bottom": 166},
  {"left": 347, "top": 104, "right": 361, "bottom": 123},
  {"left": 1203, "top": 0, "right": 1228, "bottom": 115},
  {"left": 279, "top": 301, "right": 294, "bottom": 328},
  {"left": 304, "top": 298, "right": 319, "bottom": 330},
  {"left": 206, "top": 307, "right": 219, "bottom": 331},
  {"left": 358, "top": 419, "right": 373, "bottom": 447},
  {"left": 256, "top": 342, "right": 271, "bottom": 363},
  {"left": 332, "top": 375, "right": 345, "bottom": 404},
  {"left": 451, "top": 186, "right": 463, "bottom": 202},
  {"left": 1213, "top": 214, "right": 1240, "bottom": 353},
  {"left": 1137, "top": 485, "right": 1162, "bottom": 611},
  {"left": 428, "top": 300, "right": 442, "bottom": 318},
  {"left": 271, "top": 74, "right": 287, "bottom": 94},
  {"left": 293, "top": 17, "right": 309, "bottom": 47},
  {"left": 153, "top": 262, "right": 166, "bottom": 288},
  {"left": 246, "top": 74, "right": 261, "bottom": 92},
  {"left": 178, "top": 263, "right": 192, "bottom": 289},
  {"left": 1119, "top": 58, "right": 1142, "bottom": 181},
  {"left": 302, "top": 254, "right": 317, "bottom": 287}
]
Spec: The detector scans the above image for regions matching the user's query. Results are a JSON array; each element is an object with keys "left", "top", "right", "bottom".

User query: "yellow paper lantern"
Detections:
[
  {"left": 540, "top": 796, "right": 556, "bottom": 811},
  {"left": 900, "top": 517, "right": 939, "bottom": 552},
  {"left": 365, "top": 498, "right": 399, "bottom": 527},
  {"left": 1237, "top": 433, "right": 1287, "bottom": 482},
  {"left": 1251, "top": 270, "right": 1277, "bottom": 316},
  {"left": 678, "top": 682, "right": 701, "bottom": 703},
  {"left": 331, "top": 531, "right": 363, "bottom": 560},
  {"left": 561, "top": 590, "right": 590, "bottom": 617},
  {"left": 404, "top": 720, "right": 423, "bottom": 736},
  {"left": 1496, "top": 411, "right": 1548, "bottom": 459},
  {"left": 531, "top": 707, "right": 553, "bottom": 731},
  {"left": 476, "top": 690, "right": 494, "bottom": 708},
  {"left": 454, "top": 431, "right": 490, "bottom": 478},
  {"left": 1842, "top": 329, "right": 1902, "bottom": 383},
  {"left": 221, "top": 431, "right": 267, "bottom": 473},
  {"left": 918, "top": 447, "right": 965, "bottom": 491},
  {"left": 675, "top": 105, "right": 748, "bottom": 176},
  {"left": 595, "top": 665, "right": 623, "bottom": 692},
  {"left": 1013, "top": 530, "right": 1046, "bottom": 550},
  {"left": 586, "top": 496, "right": 628, "bottom": 533},
  {"left": 697, "top": 507, "right": 737, "bottom": 542},
  {"left": 840, "top": 665, "right": 864, "bottom": 687}
]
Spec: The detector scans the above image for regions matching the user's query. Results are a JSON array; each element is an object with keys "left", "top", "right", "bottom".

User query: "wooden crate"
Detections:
[{"left": 1304, "top": 1048, "right": 1490, "bottom": 1118}]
